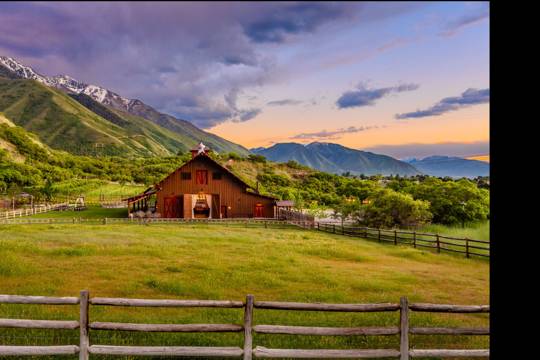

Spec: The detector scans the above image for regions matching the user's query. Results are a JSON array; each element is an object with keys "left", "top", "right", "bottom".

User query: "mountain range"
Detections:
[
  {"left": 404, "top": 156, "right": 489, "bottom": 178},
  {"left": 0, "top": 56, "right": 248, "bottom": 156},
  {"left": 1, "top": 56, "right": 489, "bottom": 178},
  {"left": 252, "top": 142, "right": 420, "bottom": 176},
  {"left": 252, "top": 143, "right": 489, "bottom": 178}
]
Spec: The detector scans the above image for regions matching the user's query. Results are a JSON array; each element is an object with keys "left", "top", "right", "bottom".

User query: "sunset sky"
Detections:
[{"left": 0, "top": 2, "right": 489, "bottom": 159}]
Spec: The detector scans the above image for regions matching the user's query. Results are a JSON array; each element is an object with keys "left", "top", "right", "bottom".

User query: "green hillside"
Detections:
[
  {"left": 0, "top": 78, "right": 141, "bottom": 156},
  {"left": 0, "top": 77, "right": 249, "bottom": 157}
]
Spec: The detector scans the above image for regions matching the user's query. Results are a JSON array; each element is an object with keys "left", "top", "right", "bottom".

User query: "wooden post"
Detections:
[
  {"left": 103, "top": 217, "right": 107, "bottom": 225},
  {"left": 413, "top": 231, "right": 416, "bottom": 248},
  {"left": 333, "top": 224, "right": 336, "bottom": 233},
  {"left": 436, "top": 234, "right": 440, "bottom": 253},
  {"left": 400, "top": 296, "right": 409, "bottom": 360},
  {"left": 342, "top": 224, "right": 345, "bottom": 235},
  {"left": 243, "top": 294, "right": 254, "bottom": 360},
  {"left": 264, "top": 221, "right": 267, "bottom": 229},
  {"left": 378, "top": 228, "right": 381, "bottom": 242},
  {"left": 465, "top": 238, "right": 470, "bottom": 258},
  {"left": 394, "top": 230, "right": 398, "bottom": 245},
  {"left": 317, "top": 222, "right": 320, "bottom": 231},
  {"left": 79, "top": 290, "right": 89, "bottom": 360}
]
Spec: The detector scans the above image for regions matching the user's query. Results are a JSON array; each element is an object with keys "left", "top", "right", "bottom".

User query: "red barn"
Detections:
[{"left": 127, "top": 143, "right": 277, "bottom": 219}]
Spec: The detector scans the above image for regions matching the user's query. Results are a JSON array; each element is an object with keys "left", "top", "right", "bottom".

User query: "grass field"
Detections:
[
  {"left": 0, "top": 223, "right": 489, "bottom": 358},
  {"left": 420, "top": 221, "right": 490, "bottom": 241}
]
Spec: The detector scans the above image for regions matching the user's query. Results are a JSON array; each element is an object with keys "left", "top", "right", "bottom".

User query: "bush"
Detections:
[
  {"left": 247, "top": 154, "right": 266, "bottom": 163},
  {"left": 360, "top": 189, "right": 432, "bottom": 228}
]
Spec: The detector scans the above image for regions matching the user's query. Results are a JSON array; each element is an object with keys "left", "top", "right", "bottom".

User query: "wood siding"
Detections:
[{"left": 156, "top": 156, "right": 275, "bottom": 218}]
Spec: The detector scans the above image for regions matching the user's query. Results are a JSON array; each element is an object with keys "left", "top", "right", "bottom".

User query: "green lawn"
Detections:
[
  {"left": 420, "top": 221, "right": 490, "bottom": 241},
  {"left": 0, "top": 224, "right": 489, "bottom": 358}
]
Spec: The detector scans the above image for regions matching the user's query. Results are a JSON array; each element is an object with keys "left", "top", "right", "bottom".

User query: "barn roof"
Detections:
[
  {"left": 156, "top": 153, "right": 277, "bottom": 200},
  {"left": 123, "top": 187, "right": 157, "bottom": 203}
]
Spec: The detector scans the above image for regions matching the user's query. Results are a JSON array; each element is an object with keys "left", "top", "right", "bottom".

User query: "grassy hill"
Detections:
[
  {"left": 0, "top": 76, "right": 249, "bottom": 157},
  {"left": 0, "top": 223, "right": 488, "bottom": 351}
]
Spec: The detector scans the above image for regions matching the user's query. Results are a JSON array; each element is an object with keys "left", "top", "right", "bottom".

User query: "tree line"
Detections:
[{"left": 1, "top": 123, "right": 489, "bottom": 227}]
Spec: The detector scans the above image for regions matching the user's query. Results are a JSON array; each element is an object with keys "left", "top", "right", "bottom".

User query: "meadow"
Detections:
[
  {"left": 420, "top": 221, "right": 490, "bottom": 241},
  {"left": 0, "top": 223, "right": 489, "bottom": 359}
]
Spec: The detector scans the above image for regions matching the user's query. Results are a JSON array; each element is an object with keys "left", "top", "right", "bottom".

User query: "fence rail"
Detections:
[
  {"left": 0, "top": 202, "right": 69, "bottom": 219},
  {"left": 0, "top": 291, "right": 489, "bottom": 359},
  {"left": 0, "top": 217, "right": 314, "bottom": 229},
  {"left": 316, "top": 223, "right": 489, "bottom": 259}
]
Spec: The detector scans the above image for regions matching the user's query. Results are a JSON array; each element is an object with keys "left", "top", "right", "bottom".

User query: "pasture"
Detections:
[
  {"left": 420, "top": 221, "right": 490, "bottom": 242},
  {"left": 0, "top": 223, "right": 489, "bottom": 358}
]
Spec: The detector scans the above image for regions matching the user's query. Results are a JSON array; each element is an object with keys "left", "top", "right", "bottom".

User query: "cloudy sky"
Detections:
[{"left": 0, "top": 1, "right": 489, "bottom": 158}]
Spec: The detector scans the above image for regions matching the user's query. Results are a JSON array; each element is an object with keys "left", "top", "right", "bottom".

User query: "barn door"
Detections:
[
  {"left": 254, "top": 203, "right": 264, "bottom": 218},
  {"left": 211, "top": 194, "right": 220, "bottom": 219},
  {"left": 221, "top": 205, "right": 228, "bottom": 218},
  {"left": 164, "top": 197, "right": 177, "bottom": 218}
]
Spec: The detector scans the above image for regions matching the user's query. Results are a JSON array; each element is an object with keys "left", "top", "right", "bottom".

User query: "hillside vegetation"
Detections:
[
  {"left": 0, "top": 224, "right": 488, "bottom": 352},
  {"left": 1, "top": 122, "right": 489, "bottom": 227}
]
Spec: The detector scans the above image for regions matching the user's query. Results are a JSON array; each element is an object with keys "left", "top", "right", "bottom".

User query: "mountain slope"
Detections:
[
  {"left": 404, "top": 156, "right": 489, "bottom": 178},
  {"left": 0, "top": 56, "right": 249, "bottom": 155},
  {"left": 252, "top": 142, "right": 420, "bottom": 176}
]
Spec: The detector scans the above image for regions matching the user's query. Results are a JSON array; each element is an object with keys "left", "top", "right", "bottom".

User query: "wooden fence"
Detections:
[
  {"left": 0, "top": 217, "right": 312, "bottom": 229},
  {"left": 317, "top": 223, "right": 490, "bottom": 259},
  {"left": 0, "top": 291, "right": 489, "bottom": 359},
  {"left": 0, "top": 202, "right": 69, "bottom": 220},
  {"left": 278, "top": 209, "right": 315, "bottom": 224}
]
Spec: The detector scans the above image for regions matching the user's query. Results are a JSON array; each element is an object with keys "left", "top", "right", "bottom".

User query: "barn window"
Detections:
[
  {"left": 196, "top": 170, "right": 208, "bottom": 185},
  {"left": 212, "top": 172, "right": 222, "bottom": 180},
  {"left": 181, "top": 172, "right": 191, "bottom": 180}
]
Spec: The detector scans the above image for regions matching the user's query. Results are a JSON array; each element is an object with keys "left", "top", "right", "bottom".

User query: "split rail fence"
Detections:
[
  {"left": 0, "top": 291, "right": 489, "bottom": 359},
  {"left": 317, "top": 223, "right": 489, "bottom": 259}
]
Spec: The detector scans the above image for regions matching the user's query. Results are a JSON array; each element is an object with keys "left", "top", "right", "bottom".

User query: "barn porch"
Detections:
[{"left": 124, "top": 188, "right": 157, "bottom": 216}]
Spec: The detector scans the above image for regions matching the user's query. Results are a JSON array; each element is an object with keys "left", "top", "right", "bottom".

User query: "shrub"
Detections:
[{"left": 360, "top": 189, "right": 432, "bottom": 228}]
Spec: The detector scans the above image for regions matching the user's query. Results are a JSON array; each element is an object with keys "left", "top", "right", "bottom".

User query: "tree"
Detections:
[
  {"left": 332, "top": 198, "right": 362, "bottom": 227},
  {"left": 39, "top": 178, "right": 57, "bottom": 202},
  {"left": 247, "top": 154, "right": 266, "bottom": 163},
  {"left": 405, "top": 178, "right": 489, "bottom": 225},
  {"left": 359, "top": 189, "right": 432, "bottom": 228}
]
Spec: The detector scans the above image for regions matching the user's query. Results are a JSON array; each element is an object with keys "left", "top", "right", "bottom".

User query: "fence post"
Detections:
[
  {"left": 436, "top": 234, "right": 440, "bottom": 253},
  {"left": 317, "top": 222, "right": 320, "bottom": 231},
  {"left": 103, "top": 217, "right": 107, "bottom": 225},
  {"left": 79, "top": 290, "right": 89, "bottom": 360},
  {"left": 400, "top": 296, "right": 409, "bottom": 360},
  {"left": 465, "top": 238, "right": 470, "bottom": 258},
  {"left": 243, "top": 294, "right": 254, "bottom": 360},
  {"left": 333, "top": 224, "right": 336, "bottom": 233},
  {"left": 394, "top": 230, "right": 398, "bottom": 245},
  {"left": 378, "top": 228, "right": 381, "bottom": 242},
  {"left": 264, "top": 221, "right": 267, "bottom": 229},
  {"left": 342, "top": 224, "right": 345, "bottom": 235},
  {"left": 413, "top": 231, "right": 416, "bottom": 248}
]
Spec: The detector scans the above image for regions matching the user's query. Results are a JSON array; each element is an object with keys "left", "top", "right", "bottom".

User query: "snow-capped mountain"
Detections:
[
  {"left": 0, "top": 55, "right": 132, "bottom": 111},
  {"left": 0, "top": 55, "right": 250, "bottom": 155}
]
